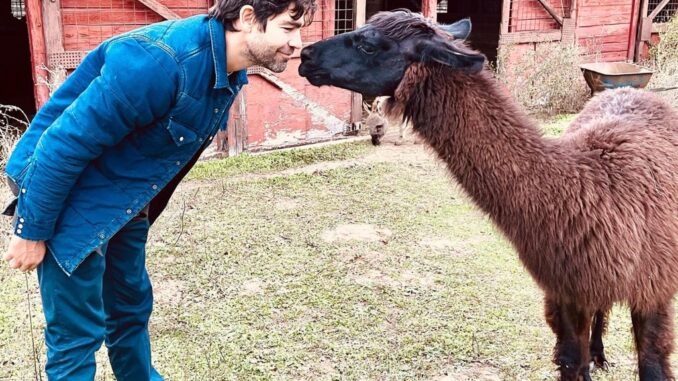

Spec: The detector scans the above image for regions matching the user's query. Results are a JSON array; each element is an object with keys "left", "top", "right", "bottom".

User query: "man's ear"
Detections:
[{"left": 236, "top": 5, "right": 256, "bottom": 33}]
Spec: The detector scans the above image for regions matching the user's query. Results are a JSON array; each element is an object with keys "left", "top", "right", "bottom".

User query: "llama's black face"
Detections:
[{"left": 298, "top": 11, "right": 485, "bottom": 97}]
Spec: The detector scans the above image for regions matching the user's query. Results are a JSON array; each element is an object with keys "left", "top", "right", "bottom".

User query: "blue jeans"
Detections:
[{"left": 37, "top": 215, "right": 163, "bottom": 381}]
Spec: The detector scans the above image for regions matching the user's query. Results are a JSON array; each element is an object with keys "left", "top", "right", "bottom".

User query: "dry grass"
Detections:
[
  {"left": 494, "top": 42, "right": 591, "bottom": 116},
  {"left": 647, "top": 15, "right": 678, "bottom": 108},
  {"left": 0, "top": 105, "right": 27, "bottom": 172}
]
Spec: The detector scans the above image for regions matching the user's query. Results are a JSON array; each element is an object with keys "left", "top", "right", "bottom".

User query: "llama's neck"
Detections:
[{"left": 405, "top": 69, "right": 571, "bottom": 233}]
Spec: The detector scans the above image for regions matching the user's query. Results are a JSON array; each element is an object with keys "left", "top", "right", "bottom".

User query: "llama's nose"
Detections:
[{"left": 300, "top": 46, "right": 314, "bottom": 62}]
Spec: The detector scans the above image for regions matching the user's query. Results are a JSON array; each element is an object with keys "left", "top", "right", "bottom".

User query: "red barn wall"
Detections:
[
  {"left": 26, "top": 0, "right": 352, "bottom": 154},
  {"left": 576, "top": 0, "right": 636, "bottom": 61}
]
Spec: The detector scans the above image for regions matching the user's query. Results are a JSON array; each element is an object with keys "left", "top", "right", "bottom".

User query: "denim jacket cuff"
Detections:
[{"left": 12, "top": 215, "right": 55, "bottom": 241}]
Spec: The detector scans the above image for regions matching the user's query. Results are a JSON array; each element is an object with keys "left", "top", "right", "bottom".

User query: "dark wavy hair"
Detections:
[{"left": 209, "top": 0, "right": 317, "bottom": 32}]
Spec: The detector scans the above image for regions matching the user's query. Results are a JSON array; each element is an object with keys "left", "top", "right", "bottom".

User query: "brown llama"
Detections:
[{"left": 299, "top": 10, "right": 678, "bottom": 381}]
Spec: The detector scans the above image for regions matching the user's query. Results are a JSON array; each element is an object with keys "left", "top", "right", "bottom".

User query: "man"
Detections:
[{"left": 2, "top": 0, "right": 315, "bottom": 379}]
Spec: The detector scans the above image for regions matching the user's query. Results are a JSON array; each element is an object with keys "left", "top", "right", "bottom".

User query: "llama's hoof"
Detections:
[{"left": 591, "top": 352, "right": 610, "bottom": 371}]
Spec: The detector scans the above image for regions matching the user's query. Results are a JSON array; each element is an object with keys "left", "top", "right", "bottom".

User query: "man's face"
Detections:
[{"left": 245, "top": 4, "right": 304, "bottom": 73}]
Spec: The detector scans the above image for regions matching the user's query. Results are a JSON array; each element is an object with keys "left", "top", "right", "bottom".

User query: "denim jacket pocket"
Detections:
[{"left": 166, "top": 118, "right": 198, "bottom": 147}]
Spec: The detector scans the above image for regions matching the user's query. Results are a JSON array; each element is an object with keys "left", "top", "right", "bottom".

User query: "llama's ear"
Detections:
[
  {"left": 363, "top": 101, "right": 371, "bottom": 113},
  {"left": 406, "top": 38, "right": 486, "bottom": 72},
  {"left": 440, "top": 18, "right": 472, "bottom": 40}
]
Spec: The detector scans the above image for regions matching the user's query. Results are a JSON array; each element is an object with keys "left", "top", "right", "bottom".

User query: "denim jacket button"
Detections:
[
  {"left": 126, "top": 209, "right": 132, "bottom": 214},
  {"left": 152, "top": 184, "right": 158, "bottom": 190},
  {"left": 179, "top": 136, "right": 184, "bottom": 142},
  {"left": 19, "top": 218, "right": 24, "bottom": 223},
  {"left": 21, "top": 188, "right": 26, "bottom": 194},
  {"left": 16, "top": 229, "right": 22, "bottom": 234},
  {"left": 176, "top": 161, "right": 181, "bottom": 166},
  {"left": 98, "top": 233, "right": 105, "bottom": 239},
  {"left": 214, "top": 108, "right": 219, "bottom": 113}
]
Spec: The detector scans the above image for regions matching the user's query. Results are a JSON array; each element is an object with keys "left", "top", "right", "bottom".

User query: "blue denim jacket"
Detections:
[{"left": 4, "top": 15, "right": 247, "bottom": 275}]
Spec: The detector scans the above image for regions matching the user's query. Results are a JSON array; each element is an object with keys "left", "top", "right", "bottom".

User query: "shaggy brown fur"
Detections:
[{"left": 385, "top": 64, "right": 678, "bottom": 380}]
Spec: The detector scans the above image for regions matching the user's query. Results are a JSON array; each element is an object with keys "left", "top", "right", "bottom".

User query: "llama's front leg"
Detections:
[
  {"left": 544, "top": 297, "right": 593, "bottom": 381},
  {"left": 631, "top": 302, "right": 675, "bottom": 380},
  {"left": 590, "top": 309, "right": 610, "bottom": 370}
]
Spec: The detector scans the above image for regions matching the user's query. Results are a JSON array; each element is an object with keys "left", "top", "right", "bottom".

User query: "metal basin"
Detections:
[{"left": 579, "top": 62, "right": 653, "bottom": 95}]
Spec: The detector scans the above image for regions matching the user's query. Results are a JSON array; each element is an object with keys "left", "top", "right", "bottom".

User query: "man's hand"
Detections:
[{"left": 3, "top": 236, "right": 46, "bottom": 272}]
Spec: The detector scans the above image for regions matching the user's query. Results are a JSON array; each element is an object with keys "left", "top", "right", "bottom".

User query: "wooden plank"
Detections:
[
  {"left": 536, "top": 0, "right": 563, "bottom": 25},
  {"left": 421, "top": 0, "right": 437, "bottom": 22},
  {"left": 578, "top": 13, "right": 631, "bottom": 27},
  {"left": 42, "top": 0, "right": 64, "bottom": 55},
  {"left": 321, "top": 0, "right": 334, "bottom": 38},
  {"left": 500, "top": 30, "right": 562, "bottom": 44},
  {"left": 25, "top": 0, "right": 51, "bottom": 108},
  {"left": 627, "top": 0, "right": 641, "bottom": 60},
  {"left": 579, "top": 40, "right": 630, "bottom": 51},
  {"left": 579, "top": 0, "right": 631, "bottom": 5},
  {"left": 62, "top": 10, "right": 166, "bottom": 25},
  {"left": 501, "top": 0, "right": 511, "bottom": 34},
  {"left": 351, "top": 0, "right": 366, "bottom": 125},
  {"left": 224, "top": 89, "right": 247, "bottom": 156},
  {"left": 578, "top": 33, "right": 630, "bottom": 44},
  {"left": 354, "top": 0, "right": 366, "bottom": 26},
  {"left": 54, "top": 0, "right": 207, "bottom": 8},
  {"left": 137, "top": 0, "right": 181, "bottom": 20},
  {"left": 576, "top": 23, "right": 630, "bottom": 37},
  {"left": 578, "top": 4, "right": 632, "bottom": 14}
]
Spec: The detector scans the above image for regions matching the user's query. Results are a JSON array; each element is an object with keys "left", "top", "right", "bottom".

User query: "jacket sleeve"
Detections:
[{"left": 13, "top": 37, "right": 181, "bottom": 241}]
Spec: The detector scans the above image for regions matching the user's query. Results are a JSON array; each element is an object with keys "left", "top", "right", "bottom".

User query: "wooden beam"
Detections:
[
  {"left": 322, "top": 0, "right": 334, "bottom": 38},
  {"left": 627, "top": 0, "right": 641, "bottom": 60},
  {"left": 500, "top": 30, "right": 562, "bottom": 44},
  {"left": 536, "top": 0, "right": 563, "bottom": 26},
  {"left": 354, "top": 0, "right": 366, "bottom": 27},
  {"left": 648, "top": 0, "right": 670, "bottom": 21},
  {"left": 42, "top": 0, "right": 64, "bottom": 57},
  {"left": 351, "top": 0, "right": 366, "bottom": 126},
  {"left": 137, "top": 0, "right": 181, "bottom": 20},
  {"left": 25, "top": 0, "right": 50, "bottom": 108},
  {"left": 635, "top": 0, "right": 649, "bottom": 60},
  {"left": 501, "top": 0, "right": 512, "bottom": 34},
  {"left": 421, "top": 0, "right": 437, "bottom": 22}
]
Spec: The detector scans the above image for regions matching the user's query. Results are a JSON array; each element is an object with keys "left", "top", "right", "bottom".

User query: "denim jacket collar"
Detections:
[{"left": 208, "top": 17, "right": 249, "bottom": 91}]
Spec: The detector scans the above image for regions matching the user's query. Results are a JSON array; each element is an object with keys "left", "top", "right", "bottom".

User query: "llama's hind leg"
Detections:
[
  {"left": 544, "top": 297, "right": 593, "bottom": 381},
  {"left": 590, "top": 309, "right": 610, "bottom": 370},
  {"left": 631, "top": 302, "right": 675, "bottom": 381}
]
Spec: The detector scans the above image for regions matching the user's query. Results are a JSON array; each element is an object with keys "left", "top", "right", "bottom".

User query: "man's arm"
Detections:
[
  {"left": 4, "top": 37, "right": 180, "bottom": 271},
  {"left": 14, "top": 37, "right": 180, "bottom": 241}
]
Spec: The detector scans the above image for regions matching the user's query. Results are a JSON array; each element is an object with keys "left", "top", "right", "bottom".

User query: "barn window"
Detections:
[
  {"left": 334, "top": 0, "right": 354, "bottom": 35},
  {"left": 649, "top": 0, "right": 678, "bottom": 23},
  {"left": 508, "top": 0, "right": 572, "bottom": 32},
  {"left": 11, "top": 0, "right": 25, "bottom": 19}
]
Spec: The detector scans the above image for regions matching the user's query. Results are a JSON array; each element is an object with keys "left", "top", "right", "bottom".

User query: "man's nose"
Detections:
[{"left": 289, "top": 29, "right": 303, "bottom": 50}]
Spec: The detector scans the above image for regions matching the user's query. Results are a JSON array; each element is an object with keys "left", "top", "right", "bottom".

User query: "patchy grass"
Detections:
[
  {"left": 1, "top": 123, "right": 674, "bottom": 380},
  {"left": 187, "top": 140, "right": 373, "bottom": 181},
  {"left": 539, "top": 113, "right": 578, "bottom": 137}
]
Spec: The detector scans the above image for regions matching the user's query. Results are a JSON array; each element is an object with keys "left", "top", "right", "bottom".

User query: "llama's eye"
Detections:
[{"left": 358, "top": 45, "right": 377, "bottom": 55}]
